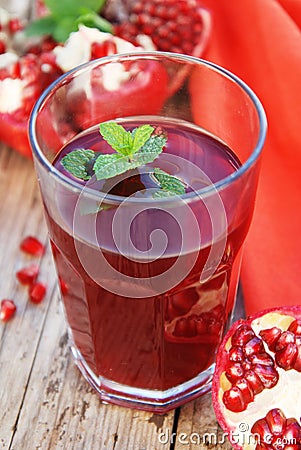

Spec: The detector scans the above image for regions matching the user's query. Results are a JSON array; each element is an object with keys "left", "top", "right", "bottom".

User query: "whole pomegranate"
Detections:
[{"left": 212, "top": 306, "right": 301, "bottom": 449}]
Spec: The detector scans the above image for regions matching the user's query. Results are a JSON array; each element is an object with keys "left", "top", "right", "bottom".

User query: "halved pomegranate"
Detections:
[{"left": 212, "top": 306, "right": 301, "bottom": 449}]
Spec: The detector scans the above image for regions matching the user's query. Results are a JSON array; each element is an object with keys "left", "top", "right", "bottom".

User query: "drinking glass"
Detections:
[{"left": 29, "top": 52, "right": 266, "bottom": 412}]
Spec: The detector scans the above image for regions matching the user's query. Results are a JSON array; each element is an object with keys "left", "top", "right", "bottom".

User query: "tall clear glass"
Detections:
[{"left": 29, "top": 52, "right": 266, "bottom": 413}]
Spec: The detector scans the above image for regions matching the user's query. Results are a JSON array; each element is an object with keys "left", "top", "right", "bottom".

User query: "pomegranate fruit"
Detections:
[{"left": 212, "top": 306, "right": 301, "bottom": 449}]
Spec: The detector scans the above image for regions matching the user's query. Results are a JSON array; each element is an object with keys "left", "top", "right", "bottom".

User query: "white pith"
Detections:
[
  {"left": 53, "top": 25, "right": 145, "bottom": 91},
  {"left": 218, "top": 313, "right": 301, "bottom": 449}
]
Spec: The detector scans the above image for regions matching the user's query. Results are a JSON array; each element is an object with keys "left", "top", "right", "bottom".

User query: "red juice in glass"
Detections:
[
  {"left": 30, "top": 53, "right": 266, "bottom": 412},
  {"left": 43, "top": 117, "right": 249, "bottom": 394}
]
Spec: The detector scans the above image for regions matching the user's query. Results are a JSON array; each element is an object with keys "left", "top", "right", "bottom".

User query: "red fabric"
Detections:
[{"left": 191, "top": 0, "right": 301, "bottom": 314}]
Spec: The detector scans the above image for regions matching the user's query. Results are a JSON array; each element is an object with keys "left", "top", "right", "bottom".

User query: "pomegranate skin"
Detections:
[{"left": 212, "top": 306, "right": 301, "bottom": 450}]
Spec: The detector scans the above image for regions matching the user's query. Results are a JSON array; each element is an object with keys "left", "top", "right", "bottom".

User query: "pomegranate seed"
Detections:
[
  {"left": 275, "top": 343, "right": 298, "bottom": 370},
  {"left": 275, "top": 331, "right": 296, "bottom": 351},
  {"left": 195, "top": 316, "right": 207, "bottom": 334},
  {"left": 244, "top": 336, "right": 265, "bottom": 356},
  {"left": 293, "top": 345, "right": 301, "bottom": 371},
  {"left": 251, "top": 418, "right": 273, "bottom": 445},
  {"left": 0, "top": 40, "right": 6, "bottom": 54},
  {"left": 207, "top": 318, "right": 221, "bottom": 335},
  {"left": 228, "top": 346, "right": 244, "bottom": 362},
  {"left": 248, "top": 353, "right": 274, "bottom": 366},
  {"left": 173, "top": 318, "right": 188, "bottom": 336},
  {"left": 231, "top": 324, "right": 255, "bottom": 346},
  {"left": 235, "top": 378, "right": 254, "bottom": 404},
  {"left": 20, "top": 236, "right": 45, "bottom": 256},
  {"left": 254, "top": 364, "right": 279, "bottom": 389},
  {"left": 283, "top": 419, "right": 301, "bottom": 442},
  {"left": 244, "top": 370, "right": 264, "bottom": 394},
  {"left": 29, "top": 282, "right": 47, "bottom": 304},
  {"left": 8, "top": 18, "right": 23, "bottom": 34},
  {"left": 222, "top": 386, "right": 246, "bottom": 412},
  {"left": 265, "top": 408, "right": 286, "bottom": 436},
  {"left": 0, "top": 299, "right": 17, "bottom": 322},
  {"left": 225, "top": 362, "right": 244, "bottom": 383},
  {"left": 288, "top": 319, "right": 301, "bottom": 336},
  {"left": 16, "top": 264, "right": 39, "bottom": 285},
  {"left": 259, "top": 327, "right": 282, "bottom": 351},
  {"left": 59, "top": 276, "right": 69, "bottom": 295},
  {"left": 185, "top": 316, "right": 197, "bottom": 337}
]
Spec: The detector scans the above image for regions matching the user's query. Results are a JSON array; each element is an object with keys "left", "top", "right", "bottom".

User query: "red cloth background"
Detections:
[{"left": 191, "top": 0, "right": 301, "bottom": 315}]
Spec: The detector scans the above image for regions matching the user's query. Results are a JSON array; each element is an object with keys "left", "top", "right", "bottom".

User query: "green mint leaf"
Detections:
[
  {"left": 61, "top": 149, "right": 95, "bottom": 180},
  {"left": 134, "top": 133, "right": 167, "bottom": 164},
  {"left": 99, "top": 122, "right": 134, "bottom": 156},
  {"left": 25, "top": 16, "right": 57, "bottom": 37},
  {"left": 93, "top": 154, "right": 135, "bottom": 180},
  {"left": 75, "top": 12, "right": 113, "bottom": 34},
  {"left": 53, "top": 17, "right": 79, "bottom": 42},
  {"left": 44, "top": 0, "right": 105, "bottom": 19},
  {"left": 153, "top": 168, "right": 186, "bottom": 197},
  {"left": 131, "top": 125, "right": 154, "bottom": 154}
]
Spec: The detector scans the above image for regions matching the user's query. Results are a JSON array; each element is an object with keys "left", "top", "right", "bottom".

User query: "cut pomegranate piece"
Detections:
[
  {"left": 212, "top": 306, "right": 301, "bottom": 449},
  {"left": 20, "top": 236, "right": 45, "bottom": 256},
  {"left": 16, "top": 264, "right": 39, "bottom": 285},
  {"left": 0, "top": 299, "right": 17, "bottom": 322},
  {"left": 29, "top": 282, "right": 47, "bottom": 304}
]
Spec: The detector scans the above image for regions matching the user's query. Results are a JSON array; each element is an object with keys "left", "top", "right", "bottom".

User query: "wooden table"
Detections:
[{"left": 0, "top": 144, "right": 239, "bottom": 449}]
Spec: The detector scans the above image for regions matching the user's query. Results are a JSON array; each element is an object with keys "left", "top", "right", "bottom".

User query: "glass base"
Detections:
[{"left": 69, "top": 341, "right": 214, "bottom": 413}]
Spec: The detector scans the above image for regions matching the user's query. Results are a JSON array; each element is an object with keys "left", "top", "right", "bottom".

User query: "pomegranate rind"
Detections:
[{"left": 212, "top": 306, "right": 301, "bottom": 450}]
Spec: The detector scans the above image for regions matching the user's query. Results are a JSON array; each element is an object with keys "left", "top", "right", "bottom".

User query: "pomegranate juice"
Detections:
[{"left": 45, "top": 118, "right": 249, "bottom": 394}]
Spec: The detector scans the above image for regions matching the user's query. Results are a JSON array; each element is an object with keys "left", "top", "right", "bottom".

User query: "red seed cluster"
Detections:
[
  {"left": 172, "top": 305, "right": 224, "bottom": 341},
  {"left": 114, "top": 0, "right": 205, "bottom": 55},
  {"left": 260, "top": 321, "right": 301, "bottom": 372},
  {"left": 251, "top": 408, "right": 301, "bottom": 449},
  {"left": 222, "top": 324, "right": 279, "bottom": 412}
]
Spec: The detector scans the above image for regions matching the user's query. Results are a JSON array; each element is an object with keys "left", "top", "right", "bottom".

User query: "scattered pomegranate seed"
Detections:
[
  {"left": 29, "top": 282, "right": 47, "bottom": 304},
  {"left": 0, "top": 299, "right": 17, "bottom": 322},
  {"left": 16, "top": 264, "right": 39, "bottom": 285},
  {"left": 20, "top": 236, "right": 45, "bottom": 256}
]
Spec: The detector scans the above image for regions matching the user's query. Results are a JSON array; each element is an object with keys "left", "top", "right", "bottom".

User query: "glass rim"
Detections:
[{"left": 29, "top": 51, "right": 267, "bottom": 204}]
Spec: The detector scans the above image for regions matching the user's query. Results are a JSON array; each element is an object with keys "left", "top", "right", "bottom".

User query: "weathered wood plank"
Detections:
[
  {"left": 9, "top": 285, "right": 175, "bottom": 450},
  {"left": 173, "top": 393, "right": 232, "bottom": 450},
  {"left": 0, "top": 147, "right": 53, "bottom": 449},
  {"left": 0, "top": 147, "right": 176, "bottom": 450}
]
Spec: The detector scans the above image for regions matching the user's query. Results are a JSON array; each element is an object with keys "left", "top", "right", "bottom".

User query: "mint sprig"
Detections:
[
  {"left": 61, "top": 121, "right": 186, "bottom": 199},
  {"left": 25, "top": 0, "right": 112, "bottom": 42}
]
